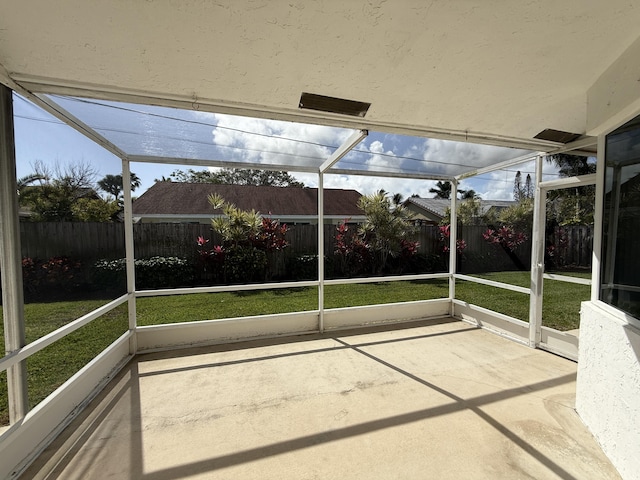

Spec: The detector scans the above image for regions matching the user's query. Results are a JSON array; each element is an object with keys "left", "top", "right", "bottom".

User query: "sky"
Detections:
[{"left": 11, "top": 93, "right": 565, "bottom": 201}]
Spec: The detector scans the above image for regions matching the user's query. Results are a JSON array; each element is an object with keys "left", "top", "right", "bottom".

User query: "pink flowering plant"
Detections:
[
  {"left": 196, "top": 235, "right": 225, "bottom": 281},
  {"left": 198, "top": 200, "right": 291, "bottom": 283},
  {"left": 482, "top": 226, "right": 527, "bottom": 252},
  {"left": 439, "top": 224, "right": 467, "bottom": 254},
  {"left": 334, "top": 219, "right": 372, "bottom": 276}
]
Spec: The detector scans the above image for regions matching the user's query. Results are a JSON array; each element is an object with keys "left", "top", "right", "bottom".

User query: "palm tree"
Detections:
[
  {"left": 546, "top": 154, "right": 596, "bottom": 225},
  {"left": 460, "top": 189, "right": 478, "bottom": 200},
  {"left": 358, "top": 191, "right": 416, "bottom": 274},
  {"left": 16, "top": 173, "right": 47, "bottom": 201},
  {"left": 546, "top": 154, "right": 596, "bottom": 177},
  {"left": 17, "top": 173, "right": 47, "bottom": 190},
  {"left": 97, "top": 173, "right": 141, "bottom": 200},
  {"left": 429, "top": 181, "right": 451, "bottom": 199}
]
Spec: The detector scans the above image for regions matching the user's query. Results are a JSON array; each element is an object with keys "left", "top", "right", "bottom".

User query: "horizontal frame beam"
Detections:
[
  {"left": 543, "top": 273, "right": 592, "bottom": 286},
  {"left": 454, "top": 274, "right": 531, "bottom": 295},
  {"left": 0, "top": 295, "right": 128, "bottom": 374},
  {"left": 539, "top": 173, "right": 596, "bottom": 191},
  {"left": 13, "top": 74, "right": 571, "bottom": 152},
  {"left": 456, "top": 152, "right": 541, "bottom": 180},
  {"left": 319, "top": 129, "right": 367, "bottom": 173}
]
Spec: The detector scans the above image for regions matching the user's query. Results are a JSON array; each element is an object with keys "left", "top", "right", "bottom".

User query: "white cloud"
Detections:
[
  {"left": 211, "top": 114, "right": 351, "bottom": 167},
  {"left": 197, "top": 112, "right": 551, "bottom": 200}
]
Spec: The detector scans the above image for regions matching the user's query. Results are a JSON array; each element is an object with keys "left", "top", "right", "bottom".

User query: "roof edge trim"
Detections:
[{"left": 13, "top": 74, "right": 570, "bottom": 152}]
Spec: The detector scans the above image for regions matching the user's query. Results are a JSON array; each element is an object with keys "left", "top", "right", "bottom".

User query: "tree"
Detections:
[
  {"left": 162, "top": 168, "right": 304, "bottom": 187},
  {"left": 513, "top": 171, "right": 524, "bottom": 202},
  {"left": 206, "top": 193, "right": 289, "bottom": 282},
  {"left": 17, "top": 173, "right": 47, "bottom": 190},
  {"left": 441, "top": 197, "right": 484, "bottom": 226},
  {"left": 545, "top": 154, "right": 596, "bottom": 225},
  {"left": 524, "top": 174, "right": 534, "bottom": 199},
  {"left": 546, "top": 154, "right": 595, "bottom": 177},
  {"left": 31, "top": 159, "right": 98, "bottom": 191},
  {"left": 208, "top": 193, "right": 262, "bottom": 248},
  {"left": 513, "top": 171, "right": 534, "bottom": 202},
  {"left": 460, "top": 189, "right": 479, "bottom": 200},
  {"left": 71, "top": 198, "right": 120, "bottom": 222},
  {"left": 497, "top": 198, "right": 533, "bottom": 231},
  {"left": 97, "top": 173, "right": 141, "bottom": 200},
  {"left": 357, "top": 191, "right": 417, "bottom": 273},
  {"left": 18, "top": 160, "right": 120, "bottom": 222},
  {"left": 17, "top": 173, "right": 47, "bottom": 200},
  {"left": 429, "top": 181, "right": 451, "bottom": 199}
]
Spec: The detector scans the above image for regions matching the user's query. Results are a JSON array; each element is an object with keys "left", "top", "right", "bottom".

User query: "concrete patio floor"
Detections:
[{"left": 24, "top": 318, "right": 620, "bottom": 479}]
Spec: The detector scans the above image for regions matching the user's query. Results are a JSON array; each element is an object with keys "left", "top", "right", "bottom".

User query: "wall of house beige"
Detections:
[
  {"left": 587, "top": 35, "right": 640, "bottom": 136},
  {"left": 578, "top": 35, "right": 640, "bottom": 480},
  {"left": 576, "top": 302, "right": 640, "bottom": 480}
]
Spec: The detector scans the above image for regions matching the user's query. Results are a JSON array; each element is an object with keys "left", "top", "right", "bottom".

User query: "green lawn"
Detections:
[
  {"left": 458, "top": 271, "right": 591, "bottom": 330},
  {"left": 1, "top": 274, "right": 589, "bottom": 425},
  {"left": 0, "top": 301, "right": 129, "bottom": 426}
]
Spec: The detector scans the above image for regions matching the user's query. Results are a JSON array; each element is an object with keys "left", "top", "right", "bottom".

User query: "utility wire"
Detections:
[{"left": 19, "top": 95, "right": 568, "bottom": 180}]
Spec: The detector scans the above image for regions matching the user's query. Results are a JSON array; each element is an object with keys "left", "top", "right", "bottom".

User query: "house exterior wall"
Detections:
[
  {"left": 587, "top": 35, "right": 640, "bottom": 136},
  {"left": 576, "top": 302, "right": 640, "bottom": 480},
  {"left": 404, "top": 203, "right": 442, "bottom": 225},
  {"left": 577, "top": 36, "right": 640, "bottom": 480}
]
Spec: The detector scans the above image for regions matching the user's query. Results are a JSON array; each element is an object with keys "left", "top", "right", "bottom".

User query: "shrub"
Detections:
[
  {"left": 224, "top": 247, "right": 267, "bottom": 284},
  {"left": 286, "top": 254, "right": 318, "bottom": 280},
  {"left": 92, "top": 256, "right": 194, "bottom": 290},
  {"left": 21, "top": 256, "right": 83, "bottom": 295},
  {"left": 135, "top": 256, "right": 194, "bottom": 289},
  {"left": 92, "top": 258, "right": 127, "bottom": 290},
  {"left": 204, "top": 196, "right": 290, "bottom": 282},
  {"left": 482, "top": 226, "right": 527, "bottom": 252}
]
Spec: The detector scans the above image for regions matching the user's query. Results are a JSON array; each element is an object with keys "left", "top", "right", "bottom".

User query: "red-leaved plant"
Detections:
[{"left": 482, "top": 226, "right": 527, "bottom": 252}]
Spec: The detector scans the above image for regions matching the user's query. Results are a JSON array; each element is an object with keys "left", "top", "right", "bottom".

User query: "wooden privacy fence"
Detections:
[
  {"left": 18, "top": 222, "right": 592, "bottom": 269},
  {"left": 19, "top": 222, "right": 441, "bottom": 261}
]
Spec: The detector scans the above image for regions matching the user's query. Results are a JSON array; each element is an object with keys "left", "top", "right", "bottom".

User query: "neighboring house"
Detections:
[
  {"left": 404, "top": 197, "right": 516, "bottom": 225},
  {"left": 132, "top": 182, "right": 365, "bottom": 225}
]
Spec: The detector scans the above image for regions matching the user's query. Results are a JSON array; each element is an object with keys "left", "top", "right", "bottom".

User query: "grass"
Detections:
[
  {"left": 1, "top": 273, "right": 589, "bottom": 425},
  {"left": 0, "top": 300, "right": 129, "bottom": 426},
  {"left": 457, "top": 271, "right": 591, "bottom": 330},
  {"left": 135, "top": 279, "right": 450, "bottom": 325}
]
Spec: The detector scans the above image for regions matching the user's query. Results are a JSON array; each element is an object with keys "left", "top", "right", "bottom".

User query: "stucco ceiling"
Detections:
[{"left": 1, "top": 1, "right": 640, "bottom": 149}]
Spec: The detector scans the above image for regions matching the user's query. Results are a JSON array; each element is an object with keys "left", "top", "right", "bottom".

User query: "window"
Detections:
[{"left": 601, "top": 114, "right": 640, "bottom": 318}]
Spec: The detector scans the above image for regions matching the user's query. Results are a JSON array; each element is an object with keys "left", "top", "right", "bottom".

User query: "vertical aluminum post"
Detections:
[
  {"left": 122, "top": 159, "right": 137, "bottom": 354},
  {"left": 315, "top": 130, "right": 366, "bottom": 334},
  {"left": 0, "top": 85, "right": 29, "bottom": 422},
  {"left": 591, "top": 135, "right": 606, "bottom": 301},
  {"left": 528, "top": 155, "right": 545, "bottom": 347},
  {"left": 317, "top": 173, "right": 325, "bottom": 333},
  {"left": 448, "top": 180, "right": 458, "bottom": 310}
]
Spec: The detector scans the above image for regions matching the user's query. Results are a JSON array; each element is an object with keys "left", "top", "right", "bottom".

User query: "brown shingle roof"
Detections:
[{"left": 132, "top": 182, "right": 364, "bottom": 217}]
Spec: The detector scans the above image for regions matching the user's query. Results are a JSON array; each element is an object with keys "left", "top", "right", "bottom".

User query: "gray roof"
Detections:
[
  {"left": 404, "top": 198, "right": 452, "bottom": 218},
  {"left": 405, "top": 197, "right": 516, "bottom": 219}
]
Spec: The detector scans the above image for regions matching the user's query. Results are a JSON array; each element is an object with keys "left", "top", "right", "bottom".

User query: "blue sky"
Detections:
[{"left": 12, "top": 94, "right": 560, "bottom": 201}]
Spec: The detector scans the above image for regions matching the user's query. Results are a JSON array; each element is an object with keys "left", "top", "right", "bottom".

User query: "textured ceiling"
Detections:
[{"left": 1, "top": 1, "right": 640, "bottom": 148}]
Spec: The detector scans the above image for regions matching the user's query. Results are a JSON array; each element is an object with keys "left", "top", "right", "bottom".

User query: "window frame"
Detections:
[{"left": 597, "top": 113, "right": 640, "bottom": 324}]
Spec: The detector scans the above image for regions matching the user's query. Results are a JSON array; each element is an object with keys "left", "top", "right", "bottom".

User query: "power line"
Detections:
[
  {"left": 17, "top": 95, "right": 567, "bottom": 180},
  {"left": 49, "top": 95, "right": 541, "bottom": 171},
  {"left": 51, "top": 95, "right": 340, "bottom": 150}
]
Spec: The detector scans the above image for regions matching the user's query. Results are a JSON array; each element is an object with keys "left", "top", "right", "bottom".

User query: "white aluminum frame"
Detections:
[{"left": 0, "top": 85, "right": 601, "bottom": 478}]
